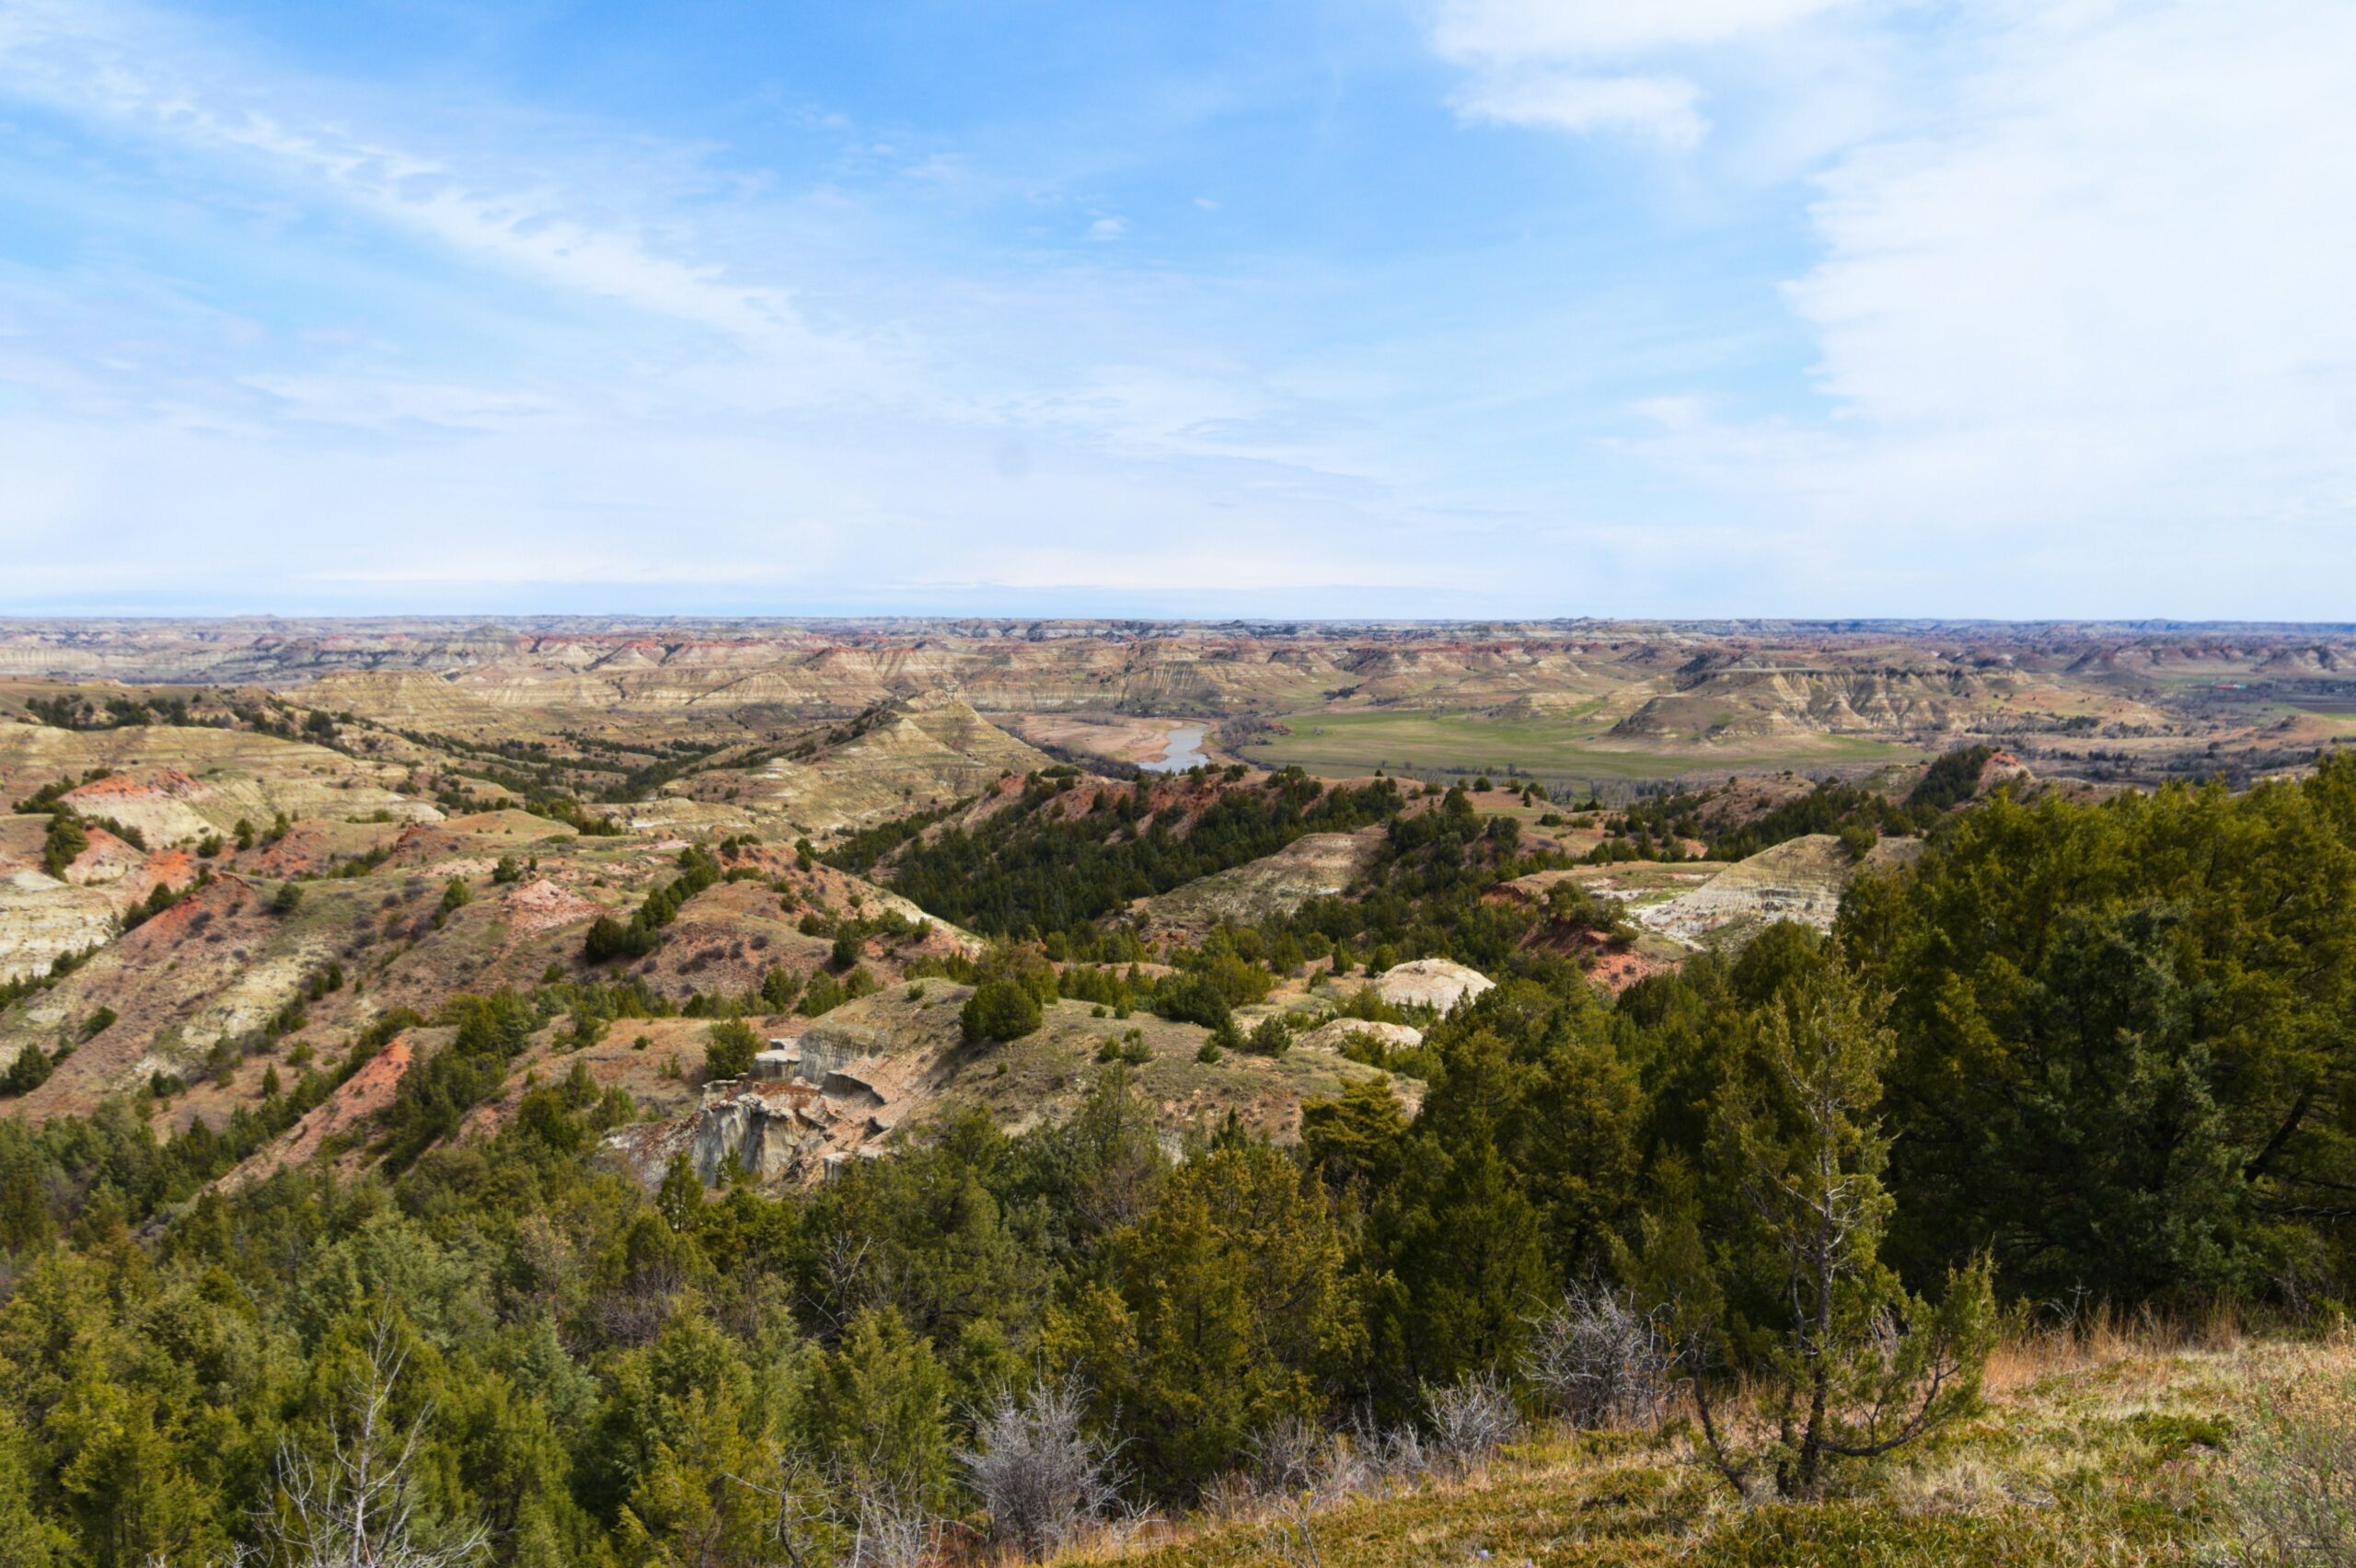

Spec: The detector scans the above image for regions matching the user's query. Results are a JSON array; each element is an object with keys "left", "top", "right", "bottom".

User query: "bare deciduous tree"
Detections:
[
  {"left": 265, "top": 1323, "right": 488, "bottom": 1568},
  {"left": 1249, "top": 1418, "right": 1338, "bottom": 1568},
  {"left": 957, "top": 1375, "right": 1126, "bottom": 1559},
  {"left": 2225, "top": 1369, "right": 2356, "bottom": 1566},
  {"left": 842, "top": 1482, "right": 935, "bottom": 1568},
  {"left": 722, "top": 1453, "right": 836, "bottom": 1568}
]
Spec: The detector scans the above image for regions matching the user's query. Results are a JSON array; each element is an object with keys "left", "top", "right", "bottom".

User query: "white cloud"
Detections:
[
  {"left": 1629, "top": 0, "right": 2356, "bottom": 613},
  {"left": 1452, "top": 71, "right": 1704, "bottom": 146},
  {"left": 1429, "top": 0, "right": 1856, "bottom": 146},
  {"left": 0, "top": 0, "right": 1473, "bottom": 610}
]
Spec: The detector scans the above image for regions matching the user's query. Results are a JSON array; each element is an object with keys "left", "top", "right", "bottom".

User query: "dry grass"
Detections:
[
  {"left": 2216, "top": 1335, "right": 2356, "bottom": 1564},
  {"left": 1981, "top": 1299, "right": 2246, "bottom": 1398},
  {"left": 1034, "top": 1323, "right": 2354, "bottom": 1568}
]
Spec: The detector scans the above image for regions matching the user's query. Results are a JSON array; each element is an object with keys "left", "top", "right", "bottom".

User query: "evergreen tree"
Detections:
[
  {"left": 808, "top": 1308, "right": 952, "bottom": 1512},
  {"left": 960, "top": 979, "right": 1042, "bottom": 1044},
  {"left": 1049, "top": 1141, "right": 1355, "bottom": 1496},
  {"left": 702, "top": 1020, "right": 760, "bottom": 1081},
  {"left": 1635, "top": 962, "right": 1994, "bottom": 1501}
]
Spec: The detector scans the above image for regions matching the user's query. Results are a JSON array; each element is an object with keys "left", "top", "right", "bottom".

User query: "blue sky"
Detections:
[{"left": 1, "top": 0, "right": 2350, "bottom": 618}]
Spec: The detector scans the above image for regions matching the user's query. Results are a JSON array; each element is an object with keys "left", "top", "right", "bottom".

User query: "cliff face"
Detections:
[
  {"left": 9, "top": 619, "right": 2355, "bottom": 738},
  {"left": 0, "top": 816, "right": 201, "bottom": 983},
  {"left": 600, "top": 986, "right": 1407, "bottom": 1190},
  {"left": 0, "top": 870, "right": 121, "bottom": 983},
  {"left": 603, "top": 1077, "right": 851, "bottom": 1187},
  {"left": 1133, "top": 830, "right": 1382, "bottom": 940},
  {"left": 1610, "top": 659, "right": 2008, "bottom": 741},
  {"left": 1632, "top": 834, "right": 1925, "bottom": 948}
]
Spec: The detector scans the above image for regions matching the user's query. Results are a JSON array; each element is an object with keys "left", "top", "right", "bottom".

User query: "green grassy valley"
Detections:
[{"left": 1236, "top": 706, "right": 1923, "bottom": 789}]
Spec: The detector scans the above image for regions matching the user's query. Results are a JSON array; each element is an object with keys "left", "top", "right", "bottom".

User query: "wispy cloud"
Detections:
[
  {"left": 0, "top": 0, "right": 883, "bottom": 391},
  {"left": 1596, "top": 0, "right": 2356, "bottom": 614},
  {"left": 1412, "top": 0, "right": 2356, "bottom": 616},
  {"left": 1429, "top": 0, "right": 1855, "bottom": 147},
  {"left": 1451, "top": 72, "right": 1705, "bottom": 147},
  {"left": 1, "top": 0, "right": 2350, "bottom": 618},
  {"left": 0, "top": 0, "right": 1454, "bottom": 608}
]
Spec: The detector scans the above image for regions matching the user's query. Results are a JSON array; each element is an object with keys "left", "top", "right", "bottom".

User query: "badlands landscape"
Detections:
[
  {"left": 0, "top": 617, "right": 2352, "bottom": 1565},
  {"left": 6, "top": 614, "right": 2352, "bottom": 788}
]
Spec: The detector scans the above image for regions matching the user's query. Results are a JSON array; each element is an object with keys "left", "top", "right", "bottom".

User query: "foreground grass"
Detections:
[{"left": 1053, "top": 1330, "right": 2345, "bottom": 1567}]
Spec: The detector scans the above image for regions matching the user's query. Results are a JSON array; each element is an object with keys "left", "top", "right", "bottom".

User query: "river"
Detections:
[{"left": 1139, "top": 724, "right": 1209, "bottom": 773}]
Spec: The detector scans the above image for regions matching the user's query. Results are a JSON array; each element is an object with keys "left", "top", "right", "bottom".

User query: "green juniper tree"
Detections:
[{"left": 1634, "top": 961, "right": 1994, "bottom": 1501}]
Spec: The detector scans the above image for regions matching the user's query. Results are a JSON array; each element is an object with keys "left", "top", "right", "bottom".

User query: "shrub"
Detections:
[
  {"left": 1632, "top": 963, "right": 1997, "bottom": 1501},
  {"left": 703, "top": 1018, "right": 760, "bottom": 1080},
  {"left": 1154, "top": 973, "right": 1232, "bottom": 1031},
  {"left": 2225, "top": 1365, "right": 2356, "bottom": 1564},
  {"left": 963, "top": 978, "right": 1043, "bottom": 1043},
  {"left": 1421, "top": 1372, "right": 1519, "bottom": 1472},
  {"left": 1096, "top": 1030, "right": 1149, "bottom": 1066},
  {"left": 582, "top": 846, "right": 719, "bottom": 963},
  {"left": 812, "top": 1307, "right": 953, "bottom": 1513},
  {"left": 959, "top": 1376, "right": 1125, "bottom": 1557},
  {"left": 799, "top": 971, "right": 848, "bottom": 1017},
  {"left": 760, "top": 966, "right": 803, "bottom": 1009},
  {"left": 1519, "top": 1285, "right": 1673, "bottom": 1429},
  {"left": 583, "top": 915, "right": 655, "bottom": 964},
  {"left": 0, "top": 1045, "right": 52, "bottom": 1096},
  {"left": 1246, "top": 1015, "right": 1293, "bottom": 1057},
  {"left": 40, "top": 814, "right": 87, "bottom": 878}
]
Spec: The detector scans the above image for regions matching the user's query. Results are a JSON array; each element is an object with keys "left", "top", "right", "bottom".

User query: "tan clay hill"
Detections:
[
  {"left": 4, "top": 616, "right": 2348, "bottom": 727},
  {"left": 707, "top": 692, "right": 1055, "bottom": 835}
]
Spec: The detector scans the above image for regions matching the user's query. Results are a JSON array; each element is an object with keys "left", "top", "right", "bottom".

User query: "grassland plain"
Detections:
[
  {"left": 1236, "top": 708, "right": 1923, "bottom": 788},
  {"left": 1049, "top": 1320, "right": 2333, "bottom": 1568}
]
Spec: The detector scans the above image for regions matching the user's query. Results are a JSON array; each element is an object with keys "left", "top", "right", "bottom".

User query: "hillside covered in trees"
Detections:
[{"left": 0, "top": 732, "right": 2353, "bottom": 1564}]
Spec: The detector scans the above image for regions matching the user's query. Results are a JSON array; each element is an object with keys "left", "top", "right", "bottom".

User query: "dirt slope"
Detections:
[
  {"left": 1133, "top": 830, "right": 1383, "bottom": 939},
  {"left": 1633, "top": 833, "right": 1923, "bottom": 948}
]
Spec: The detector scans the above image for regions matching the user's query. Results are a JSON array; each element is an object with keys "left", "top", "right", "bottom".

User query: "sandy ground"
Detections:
[{"left": 1003, "top": 712, "right": 1225, "bottom": 767}]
